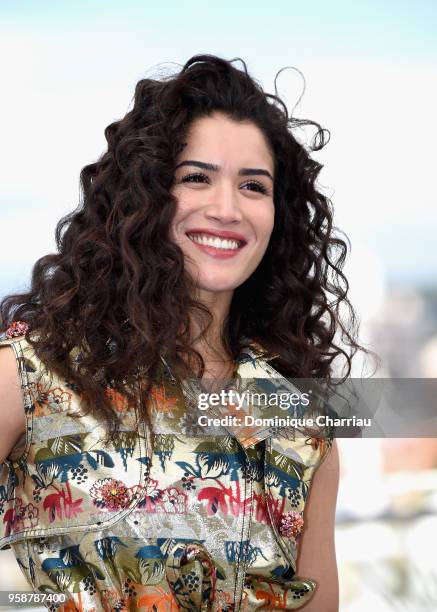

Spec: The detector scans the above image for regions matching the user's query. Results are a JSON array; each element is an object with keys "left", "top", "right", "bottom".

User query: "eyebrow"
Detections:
[{"left": 175, "top": 160, "right": 274, "bottom": 181}]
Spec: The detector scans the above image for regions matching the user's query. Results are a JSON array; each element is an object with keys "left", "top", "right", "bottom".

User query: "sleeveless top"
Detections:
[{"left": 0, "top": 334, "right": 333, "bottom": 611}]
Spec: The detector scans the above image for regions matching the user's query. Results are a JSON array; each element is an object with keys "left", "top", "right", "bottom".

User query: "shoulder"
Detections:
[
  {"left": 0, "top": 333, "right": 28, "bottom": 382},
  {"left": 0, "top": 323, "right": 42, "bottom": 462},
  {"left": 0, "top": 330, "right": 40, "bottom": 378},
  {"left": 0, "top": 336, "right": 28, "bottom": 463}
]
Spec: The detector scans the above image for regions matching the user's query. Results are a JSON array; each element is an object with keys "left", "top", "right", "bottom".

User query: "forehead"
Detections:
[{"left": 181, "top": 112, "right": 274, "bottom": 173}]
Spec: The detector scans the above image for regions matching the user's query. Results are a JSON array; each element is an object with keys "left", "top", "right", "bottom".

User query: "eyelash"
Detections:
[{"left": 180, "top": 172, "right": 270, "bottom": 195}]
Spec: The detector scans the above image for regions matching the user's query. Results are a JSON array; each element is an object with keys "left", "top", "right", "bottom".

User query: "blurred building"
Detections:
[
  {"left": 368, "top": 286, "right": 437, "bottom": 378},
  {"left": 338, "top": 282, "right": 437, "bottom": 611}
]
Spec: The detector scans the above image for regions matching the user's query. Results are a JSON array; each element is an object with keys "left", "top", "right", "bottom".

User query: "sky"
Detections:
[{"left": 1, "top": 0, "right": 436, "bottom": 320}]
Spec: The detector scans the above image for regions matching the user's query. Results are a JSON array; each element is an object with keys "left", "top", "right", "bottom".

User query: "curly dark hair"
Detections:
[{"left": 1, "top": 54, "right": 366, "bottom": 435}]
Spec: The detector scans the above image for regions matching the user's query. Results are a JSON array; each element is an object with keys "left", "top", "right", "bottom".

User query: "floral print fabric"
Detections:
[{"left": 0, "top": 335, "right": 332, "bottom": 610}]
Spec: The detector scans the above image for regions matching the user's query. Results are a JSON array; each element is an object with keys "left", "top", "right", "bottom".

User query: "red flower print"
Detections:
[
  {"left": 3, "top": 498, "right": 39, "bottom": 535},
  {"left": 22, "top": 502, "right": 39, "bottom": 529},
  {"left": 5, "top": 321, "right": 29, "bottom": 338},
  {"left": 90, "top": 478, "right": 132, "bottom": 511},
  {"left": 144, "top": 479, "right": 162, "bottom": 501},
  {"left": 36, "top": 385, "right": 72, "bottom": 413},
  {"left": 160, "top": 487, "right": 187, "bottom": 514},
  {"left": 278, "top": 511, "right": 304, "bottom": 539}
]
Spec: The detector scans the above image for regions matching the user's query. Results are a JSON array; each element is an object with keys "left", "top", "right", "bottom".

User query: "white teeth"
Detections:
[{"left": 187, "top": 234, "right": 241, "bottom": 250}]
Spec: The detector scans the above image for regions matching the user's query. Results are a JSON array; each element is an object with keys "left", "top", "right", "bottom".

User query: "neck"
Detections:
[{"left": 189, "top": 289, "right": 233, "bottom": 364}]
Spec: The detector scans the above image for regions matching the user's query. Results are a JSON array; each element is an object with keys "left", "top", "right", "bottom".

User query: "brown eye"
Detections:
[
  {"left": 181, "top": 173, "right": 209, "bottom": 184},
  {"left": 241, "top": 180, "right": 270, "bottom": 195}
]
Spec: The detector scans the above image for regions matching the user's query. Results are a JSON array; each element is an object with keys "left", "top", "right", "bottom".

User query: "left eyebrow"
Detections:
[
  {"left": 175, "top": 160, "right": 274, "bottom": 181},
  {"left": 239, "top": 167, "right": 274, "bottom": 181}
]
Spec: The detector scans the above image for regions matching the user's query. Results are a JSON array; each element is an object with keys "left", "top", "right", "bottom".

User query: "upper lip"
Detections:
[{"left": 185, "top": 228, "right": 247, "bottom": 244}]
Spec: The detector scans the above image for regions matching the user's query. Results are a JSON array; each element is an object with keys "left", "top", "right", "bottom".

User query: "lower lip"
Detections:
[{"left": 188, "top": 237, "right": 245, "bottom": 259}]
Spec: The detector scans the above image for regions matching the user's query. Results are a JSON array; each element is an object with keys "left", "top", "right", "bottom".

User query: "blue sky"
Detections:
[
  {"left": 2, "top": 0, "right": 437, "bottom": 61},
  {"left": 1, "top": 0, "right": 436, "bottom": 313}
]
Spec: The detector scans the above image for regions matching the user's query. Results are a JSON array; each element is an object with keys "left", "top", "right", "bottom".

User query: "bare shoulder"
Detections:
[{"left": 0, "top": 345, "right": 26, "bottom": 463}]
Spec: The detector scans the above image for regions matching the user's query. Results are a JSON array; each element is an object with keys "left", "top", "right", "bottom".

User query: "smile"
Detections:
[
  {"left": 185, "top": 232, "right": 247, "bottom": 259},
  {"left": 187, "top": 233, "right": 242, "bottom": 250}
]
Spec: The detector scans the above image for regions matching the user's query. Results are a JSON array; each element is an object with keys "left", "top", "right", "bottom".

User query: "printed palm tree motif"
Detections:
[
  {"left": 0, "top": 336, "right": 332, "bottom": 610},
  {"left": 154, "top": 434, "right": 176, "bottom": 471},
  {"left": 41, "top": 544, "right": 105, "bottom": 593},
  {"left": 34, "top": 434, "right": 115, "bottom": 485},
  {"left": 111, "top": 431, "right": 137, "bottom": 471},
  {"left": 136, "top": 545, "right": 166, "bottom": 584},
  {"left": 42, "top": 480, "right": 84, "bottom": 523},
  {"left": 95, "top": 536, "right": 128, "bottom": 560},
  {"left": 196, "top": 481, "right": 272, "bottom": 522},
  {"left": 224, "top": 540, "right": 268, "bottom": 565},
  {"left": 265, "top": 450, "right": 305, "bottom": 498}
]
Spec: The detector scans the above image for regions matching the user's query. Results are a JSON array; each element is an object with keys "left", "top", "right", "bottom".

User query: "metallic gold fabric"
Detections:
[{"left": 0, "top": 336, "right": 332, "bottom": 610}]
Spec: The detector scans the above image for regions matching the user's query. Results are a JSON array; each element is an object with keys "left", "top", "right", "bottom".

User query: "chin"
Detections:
[
  {"left": 198, "top": 283, "right": 239, "bottom": 294},
  {"left": 196, "top": 274, "right": 243, "bottom": 294}
]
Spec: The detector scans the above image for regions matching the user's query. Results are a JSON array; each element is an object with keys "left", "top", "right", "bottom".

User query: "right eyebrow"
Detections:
[
  {"left": 175, "top": 160, "right": 219, "bottom": 172},
  {"left": 175, "top": 160, "right": 274, "bottom": 181}
]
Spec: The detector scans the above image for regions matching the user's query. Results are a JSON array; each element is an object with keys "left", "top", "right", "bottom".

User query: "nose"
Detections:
[{"left": 204, "top": 181, "right": 243, "bottom": 224}]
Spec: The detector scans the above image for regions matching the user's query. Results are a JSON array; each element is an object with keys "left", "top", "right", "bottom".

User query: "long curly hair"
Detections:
[{"left": 1, "top": 54, "right": 366, "bottom": 435}]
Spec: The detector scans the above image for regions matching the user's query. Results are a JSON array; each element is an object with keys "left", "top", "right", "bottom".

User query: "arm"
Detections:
[
  {"left": 0, "top": 346, "right": 26, "bottom": 463},
  {"left": 296, "top": 438, "right": 340, "bottom": 611}
]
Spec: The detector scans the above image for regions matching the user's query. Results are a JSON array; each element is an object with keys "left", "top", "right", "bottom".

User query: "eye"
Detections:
[
  {"left": 241, "top": 180, "right": 270, "bottom": 195},
  {"left": 180, "top": 172, "right": 209, "bottom": 184}
]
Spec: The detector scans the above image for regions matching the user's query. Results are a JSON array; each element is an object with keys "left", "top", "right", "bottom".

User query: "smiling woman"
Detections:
[
  {"left": 170, "top": 112, "right": 276, "bottom": 379},
  {"left": 0, "top": 54, "right": 362, "bottom": 610}
]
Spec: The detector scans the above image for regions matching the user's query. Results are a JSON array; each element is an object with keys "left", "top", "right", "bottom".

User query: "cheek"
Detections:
[
  {"left": 170, "top": 191, "right": 197, "bottom": 223},
  {"left": 257, "top": 204, "right": 275, "bottom": 244},
  {"left": 169, "top": 197, "right": 188, "bottom": 242}
]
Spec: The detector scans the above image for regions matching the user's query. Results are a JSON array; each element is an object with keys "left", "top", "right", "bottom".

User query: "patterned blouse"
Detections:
[{"left": 0, "top": 333, "right": 333, "bottom": 611}]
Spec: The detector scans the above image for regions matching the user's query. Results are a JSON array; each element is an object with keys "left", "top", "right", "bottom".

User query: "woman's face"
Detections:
[{"left": 170, "top": 112, "right": 275, "bottom": 300}]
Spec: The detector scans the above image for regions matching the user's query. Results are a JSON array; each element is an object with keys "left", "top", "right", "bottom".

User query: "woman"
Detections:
[{"left": 0, "top": 55, "right": 356, "bottom": 611}]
